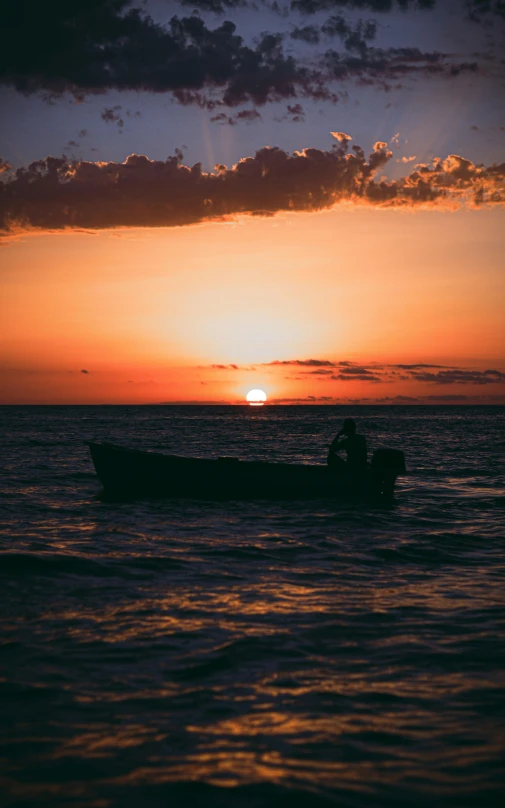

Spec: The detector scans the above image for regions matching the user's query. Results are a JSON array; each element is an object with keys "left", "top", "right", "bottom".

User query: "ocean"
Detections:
[{"left": 1, "top": 405, "right": 504, "bottom": 807}]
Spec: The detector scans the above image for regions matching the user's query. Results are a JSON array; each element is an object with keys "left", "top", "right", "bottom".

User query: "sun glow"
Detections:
[{"left": 246, "top": 389, "right": 267, "bottom": 406}]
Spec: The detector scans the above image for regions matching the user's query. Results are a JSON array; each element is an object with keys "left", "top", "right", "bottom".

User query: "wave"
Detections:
[{"left": 0, "top": 552, "right": 186, "bottom": 578}]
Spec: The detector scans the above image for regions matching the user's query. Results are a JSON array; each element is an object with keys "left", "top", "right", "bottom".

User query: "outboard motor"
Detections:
[{"left": 371, "top": 449, "right": 406, "bottom": 497}]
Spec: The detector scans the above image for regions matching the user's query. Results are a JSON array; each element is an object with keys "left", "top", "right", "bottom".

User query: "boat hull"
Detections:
[{"left": 87, "top": 442, "right": 397, "bottom": 500}]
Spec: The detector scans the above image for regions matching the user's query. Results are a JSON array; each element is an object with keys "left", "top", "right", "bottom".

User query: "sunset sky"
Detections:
[{"left": 1, "top": 0, "right": 504, "bottom": 404}]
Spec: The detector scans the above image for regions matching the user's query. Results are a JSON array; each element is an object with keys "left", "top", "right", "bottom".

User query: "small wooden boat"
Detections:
[{"left": 87, "top": 442, "right": 406, "bottom": 500}]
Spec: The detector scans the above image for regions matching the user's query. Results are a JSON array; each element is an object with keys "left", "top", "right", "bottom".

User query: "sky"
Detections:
[{"left": 1, "top": 0, "right": 504, "bottom": 404}]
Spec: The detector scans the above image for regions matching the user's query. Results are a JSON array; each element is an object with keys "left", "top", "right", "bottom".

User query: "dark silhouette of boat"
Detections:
[{"left": 87, "top": 442, "right": 406, "bottom": 500}]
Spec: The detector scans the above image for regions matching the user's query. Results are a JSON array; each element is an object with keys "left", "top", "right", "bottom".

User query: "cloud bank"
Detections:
[
  {"left": 0, "top": 1, "right": 329, "bottom": 106},
  {"left": 1, "top": 137, "right": 503, "bottom": 235},
  {"left": 0, "top": 1, "right": 494, "bottom": 107},
  {"left": 208, "top": 358, "right": 505, "bottom": 387}
]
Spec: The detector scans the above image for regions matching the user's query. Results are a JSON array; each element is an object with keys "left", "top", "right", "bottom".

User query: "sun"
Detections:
[{"left": 246, "top": 389, "right": 267, "bottom": 406}]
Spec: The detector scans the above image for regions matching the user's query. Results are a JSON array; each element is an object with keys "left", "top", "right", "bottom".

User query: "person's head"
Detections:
[{"left": 343, "top": 418, "right": 356, "bottom": 436}]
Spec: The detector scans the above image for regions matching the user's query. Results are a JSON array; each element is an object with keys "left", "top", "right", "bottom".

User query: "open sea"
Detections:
[{"left": 1, "top": 404, "right": 505, "bottom": 808}]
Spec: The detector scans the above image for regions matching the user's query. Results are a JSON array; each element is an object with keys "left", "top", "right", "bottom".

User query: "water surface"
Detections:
[{"left": 1, "top": 405, "right": 504, "bottom": 807}]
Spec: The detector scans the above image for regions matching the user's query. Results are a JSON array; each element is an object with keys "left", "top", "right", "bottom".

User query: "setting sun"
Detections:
[{"left": 246, "top": 389, "right": 267, "bottom": 406}]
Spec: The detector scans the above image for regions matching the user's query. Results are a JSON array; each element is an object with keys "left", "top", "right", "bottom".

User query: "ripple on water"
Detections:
[{"left": 1, "top": 405, "right": 505, "bottom": 807}]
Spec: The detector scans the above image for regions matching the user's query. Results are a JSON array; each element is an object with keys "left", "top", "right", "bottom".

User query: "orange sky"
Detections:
[{"left": 1, "top": 206, "right": 504, "bottom": 404}]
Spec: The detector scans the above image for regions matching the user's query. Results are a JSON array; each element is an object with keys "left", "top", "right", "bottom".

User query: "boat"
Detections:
[{"left": 87, "top": 442, "right": 406, "bottom": 500}]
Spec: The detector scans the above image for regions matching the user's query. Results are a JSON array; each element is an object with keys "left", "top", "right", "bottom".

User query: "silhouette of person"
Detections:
[{"left": 327, "top": 418, "right": 367, "bottom": 471}]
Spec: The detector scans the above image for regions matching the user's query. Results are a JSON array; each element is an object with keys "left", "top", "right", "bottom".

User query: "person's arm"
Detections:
[{"left": 329, "top": 430, "right": 345, "bottom": 453}]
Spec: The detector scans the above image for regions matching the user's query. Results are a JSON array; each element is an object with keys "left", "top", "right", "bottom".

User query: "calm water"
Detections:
[{"left": 1, "top": 405, "right": 505, "bottom": 808}]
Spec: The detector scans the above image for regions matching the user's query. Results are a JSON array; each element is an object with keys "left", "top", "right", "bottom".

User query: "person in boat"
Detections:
[{"left": 327, "top": 418, "right": 367, "bottom": 471}]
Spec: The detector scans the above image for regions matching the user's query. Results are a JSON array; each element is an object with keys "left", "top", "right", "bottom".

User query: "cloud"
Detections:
[
  {"left": 323, "top": 45, "right": 479, "bottom": 87},
  {"left": 0, "top": 1, "right": 494, "bottom": 109},
  {"left": 295, "top": 9, "right": 477, "bottom": 87},
  {"left": 286, "top": 103, "right": 305, "bottom": 121},
  {"left": 331, "top": 372, "right": 383, "bottom": 381},
  {"left": 0, "top": 159, "right": 12, "bottom": 174},
  {"left": 291, "top": 1, "right": 435, "bottom": 11},
  {"left": 298, "top": 363, "right": 384, "bottom": 381},
  {"left": 211, "top": 363, "right": 240, "bottom": 369},
  {"left": 286, "top": 0, "right": 504, "bottom": 23},
  {"left": 291, "top": 25, "right": 321, "bottom": 45},
  {"left": 101, "top": 106, "right": 141, "bottom": 129},
  {"left": 268, "top": 358, "right": 337, "bottom": 366},
  {"left": 270, "top": 395, "right": 336, "bottom": 403},
  {"left": 211, "top": 108, "right": 262, "bottom": 126},
  {"left": 466, "top": 0, "right": 505, "bottom": 20},
  {"left": 335, "top": 365, "right": 379, "bottom": 375},
  {"left": 393, "top": 363, "right": 451, "bottom": 369},
  {"left": 178, "top": 0, "right": 247, "bottom": 11},
  {"left": 199, "top": 358, "right": 505, "bottom": 391},
  {"left": 101, "top": 106, "right": 125, "bottom": 128},
  {"left": 425, "top": 394, "right": 473, "bottom": 400},
  {"left": 409, "top": 368, "right": 505, "bottom": 384},
  {"left": 80, "top": 369, "right": 89, "bottom": 374},
  {"left": 1, "top": 138, "right": 504, "bottom": 236},
  {"left": 331, "top": 131, "right": 352, "bottom": 143},
  {"left": 321, "top": 14, "right": 377, "bottom": 52},
  {"left": 0, "top": 2, "right": 330, "bottom": 107}
]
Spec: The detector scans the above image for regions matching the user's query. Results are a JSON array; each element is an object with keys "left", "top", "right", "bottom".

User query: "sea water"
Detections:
[{"left": 1, "top": 405, "right": 504, "bottom": 807}]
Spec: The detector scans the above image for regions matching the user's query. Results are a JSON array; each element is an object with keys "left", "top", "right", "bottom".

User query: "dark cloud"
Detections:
[
  {"left": 180, "top": 0, "right": 504, "bottom": 16},
  {"left": 270, "top": 396, "right": 336, "bottom": 403},
  {"left": 286, "top": 103, "right": 305, "bottom": 121},
  {"left": 425, "top": 394, "right": 473, "bottom": 400},
  {"left": 81, "top": 369, "right": 89, "bottom": 374},
  {"left": 287, "top": 0, "right": 504, "bottom": 21},
  {"left": 275, "top": 103, "right": 306, "bottom": 122},
  {"left": 410, "top": 368, "right": 505, "bottom": 384},
  {"left": 101, "top": 106, "right": 125, "bottom": 128},
  {"left": 291, "top": 1, "right": 435, "bottom": 12},
  {"left": 194, "top": 358, "right": 505, "bottom": 398},
  {"left": 331, "top": 372, "right": 383, "bottom": 381},
  {"left": 321, "top": 14, "right": 377, "bottom": 51},
  {"left": 323, "top": 45, "right": 479, "bottom": 85},
  {"left": 178, "top": 0, "right": 248, "bottom": 11},
  {"left": 1, "top": 1, "right": 494, "bottom": 110},
  {"left": 291, "top": 25, "right": 321, "bottom": 44},
  {"left": 382, "top": 395, "right": 420, "bottom": 402},
  {"left": 210, "top": 112, "right": 233, "bottom": 124},
  {"left": 349, "top": 393, "right": 505, "bottom": 403},
  {"left": 1, "top": 139, "right": 504, "bottom": 235},
  {"left": 101, "top": 106, "right": 139, "bottom": 127},
  {"left": 348, "top": 394, "right": 421, "bottom": 402},
  {"left": 236, "top": 108, "right": 262, "bottom": 122},
  {"left": 393, "top": 363, "right": 451, "bottom": 369},
  {"left": 466, "top": 0, "right": 505, "bottom": 20},
  {"left": 0, "top": 2, "right": 330, "bottom": 107},
  {"left": 211, "top": 108, "right": 262, "bottom": 125},
  {"left": 268, "top": 358, "right": 337, "bottom": 366},
  {"left": 211, "top": 363, "right": 240, "bottom": 369},
  {"left": 336, "top": 365, "right": 379, "bottom": 375},
  {"left": 291, "top": 14, "right": 377, "bottom": 51},
  {"left": 299, "top": 363, "right": 385, "bottom": 381}
]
